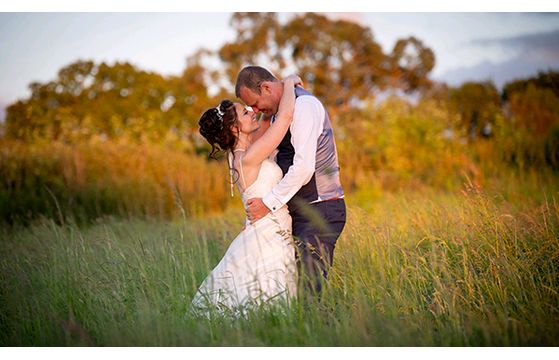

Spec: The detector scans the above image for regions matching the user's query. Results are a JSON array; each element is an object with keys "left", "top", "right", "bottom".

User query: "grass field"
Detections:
[{"left": 1, "top": 169, "right": 558, "bottom": 346}]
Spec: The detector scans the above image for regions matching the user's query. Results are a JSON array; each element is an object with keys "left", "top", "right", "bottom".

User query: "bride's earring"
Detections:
[{"left": 228, "top": 152, "right": 234, "bottom": 198}]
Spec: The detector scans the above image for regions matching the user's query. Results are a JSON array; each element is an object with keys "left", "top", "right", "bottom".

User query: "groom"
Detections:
[{"left": 235, "top": 65, "right": 346, "bottom": 296}]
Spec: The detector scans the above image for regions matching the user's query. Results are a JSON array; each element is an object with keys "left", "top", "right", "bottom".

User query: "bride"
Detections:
[{"left": 190, "top": 74, "right": 302, "bottom": 316}]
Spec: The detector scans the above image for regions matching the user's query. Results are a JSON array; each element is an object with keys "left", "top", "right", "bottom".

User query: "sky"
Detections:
[{"left": 1, "top": 12, "right": 559, "bottom": 120}]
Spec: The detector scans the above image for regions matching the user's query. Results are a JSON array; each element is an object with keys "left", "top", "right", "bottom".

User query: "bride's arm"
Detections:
[{"left": 243, "top": 75, "right": 301, "bottom": 166}]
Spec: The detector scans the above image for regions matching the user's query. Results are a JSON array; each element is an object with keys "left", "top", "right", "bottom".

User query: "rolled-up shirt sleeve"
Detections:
[{"left": 262, "top": 96, "right": 324, "bottom": 212}]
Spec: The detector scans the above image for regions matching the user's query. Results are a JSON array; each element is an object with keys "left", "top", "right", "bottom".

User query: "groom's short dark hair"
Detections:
[{"left": 235, "top": 66, "right": 278, "bottom": 98}]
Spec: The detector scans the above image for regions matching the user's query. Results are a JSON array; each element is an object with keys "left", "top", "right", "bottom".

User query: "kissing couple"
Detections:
[{"left": 191, "top": 66, "right": 346, "bottom": 316}]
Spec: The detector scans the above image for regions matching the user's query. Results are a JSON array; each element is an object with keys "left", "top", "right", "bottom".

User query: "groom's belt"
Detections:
[{"left": 309, "top": 195, "right": 345, "bottom": 204}]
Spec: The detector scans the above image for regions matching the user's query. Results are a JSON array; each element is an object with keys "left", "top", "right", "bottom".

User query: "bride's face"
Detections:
[{"left": 233, "top": 103, "right": 260, "bottom": 135}]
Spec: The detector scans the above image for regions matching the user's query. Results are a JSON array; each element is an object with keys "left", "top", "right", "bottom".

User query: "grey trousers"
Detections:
[{"left": 290, "top": 198, "right": 346, "bottom": 296}]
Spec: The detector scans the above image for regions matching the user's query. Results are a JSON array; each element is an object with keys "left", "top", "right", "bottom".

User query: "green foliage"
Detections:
[
  {"left": 448, "top": 81, "right": 501, "bottom": 140},
  {"left": 4, "top": 59, "right": 216, "bottom": 147},
  {"left": 337, "top": 96, "right": 473, "bottom": 192}
]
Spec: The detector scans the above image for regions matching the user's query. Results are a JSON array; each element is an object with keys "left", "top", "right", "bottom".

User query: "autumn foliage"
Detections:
[{"left": 1, "top": 13, "right": 558, "bottom": 225}]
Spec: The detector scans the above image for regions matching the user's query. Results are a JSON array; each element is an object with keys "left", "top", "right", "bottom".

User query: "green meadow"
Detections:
[{"left": 1, "top": 168, "right": 557, "bottom": 346}]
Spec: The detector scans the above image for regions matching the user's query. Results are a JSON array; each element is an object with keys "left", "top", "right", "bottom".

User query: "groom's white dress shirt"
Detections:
[{"left": 262, "top": 95, "right": 326, "bottom": 213}]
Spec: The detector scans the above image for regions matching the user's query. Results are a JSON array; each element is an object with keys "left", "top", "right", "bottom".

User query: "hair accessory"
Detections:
[{"left": 215, "top": 105, "right": 225, "bottom": 118}]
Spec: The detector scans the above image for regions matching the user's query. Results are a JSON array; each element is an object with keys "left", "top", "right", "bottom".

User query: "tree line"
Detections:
[{"left": 2, "top": 12, "right": 558, "bottom": 162}]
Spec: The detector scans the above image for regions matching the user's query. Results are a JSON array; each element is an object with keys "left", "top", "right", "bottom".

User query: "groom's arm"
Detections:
[{"left": 261, "top": 96, "right": 325, "bottom": 213}]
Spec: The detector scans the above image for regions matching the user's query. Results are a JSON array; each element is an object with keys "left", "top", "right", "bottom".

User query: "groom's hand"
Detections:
[{"left": 246, "top": 198, "right": 271, "bottom": 224}]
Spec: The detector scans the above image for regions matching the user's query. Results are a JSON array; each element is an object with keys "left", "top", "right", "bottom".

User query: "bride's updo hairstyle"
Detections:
[{"left": 198, "top": 99, "right": 238, "bottom": 159}]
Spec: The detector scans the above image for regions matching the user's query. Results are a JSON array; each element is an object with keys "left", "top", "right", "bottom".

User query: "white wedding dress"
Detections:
[{"left": 190, "top": 154, "right": 297, "bottom": 316}]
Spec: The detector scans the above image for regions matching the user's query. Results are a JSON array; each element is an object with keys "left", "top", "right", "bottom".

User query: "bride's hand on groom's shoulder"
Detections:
[{"left": 283, "top": 74, "right": 303, "bottom": 88}]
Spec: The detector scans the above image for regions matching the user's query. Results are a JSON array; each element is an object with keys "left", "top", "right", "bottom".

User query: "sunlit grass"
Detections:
[
  {"left": 0, "top": 139, "right": 234, "bottom": 225},
  {"left": 1, "top": 96, "right": 557, "bottom": 345},
  {"left": 1, "top": 177, "right": 557, "bottom": 346}
]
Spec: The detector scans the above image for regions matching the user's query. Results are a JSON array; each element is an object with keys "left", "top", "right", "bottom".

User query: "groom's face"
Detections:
[{"left": 239, "top": 83, "right": 279, "bottom": 117}]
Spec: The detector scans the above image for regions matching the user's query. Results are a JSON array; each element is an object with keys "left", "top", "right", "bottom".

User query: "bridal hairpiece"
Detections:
[
  {"left": 215, "top": 105, "right": 224, "bottom": 119},
  {"left": 215, "top": 104, "right": 234, "bottom": 197}
]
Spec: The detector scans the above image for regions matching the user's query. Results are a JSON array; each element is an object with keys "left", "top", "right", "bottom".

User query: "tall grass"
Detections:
[
  {"left": 0, "top": 139, "right": 235, "bottom": 225},
  {"left": 1, "top": 173, "right": 557, "bottom": 346}
]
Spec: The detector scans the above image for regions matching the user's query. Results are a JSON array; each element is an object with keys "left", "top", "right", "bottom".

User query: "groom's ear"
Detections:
[{"left": 259, "top": 81, "right": 272, "bottom": 95}]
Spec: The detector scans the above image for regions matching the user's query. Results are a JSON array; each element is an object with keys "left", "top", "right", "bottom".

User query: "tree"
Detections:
[
  {"left": 276, "top": 13, "right": 389, "bottom": 107},
  {"left": 4, "top": 13, "right": 438, "bottom": 147},
  {"left": 390, "top": 37, "right": 436, "bottom": 93},
  {"left": 501, "top": 70, "right": 559, "bottom": 137},
  {"left": 508, "top": 83, "right": 559, "bottom": 136},
  {"left": 218, "top": 13, "right": 283, "bottom": 87},
  {"left": 217, "top": 13, "right": 436, "bottom": 108},
  {"left": 167, "top": 50, "right": 221, "bottom": 146},
  {"left": 502, "top": 70, "right": 559, "bottom": 102},
  {"left": 449, "top": 81, "right": 501, "bottom": 140},
  {"left": 4, "top": 59, "right": 217, "bottom": 147}
]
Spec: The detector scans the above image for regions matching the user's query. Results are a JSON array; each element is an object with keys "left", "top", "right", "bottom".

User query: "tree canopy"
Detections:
[{"left": 3, "top": 12, "right": 558, "bottom": 148}]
